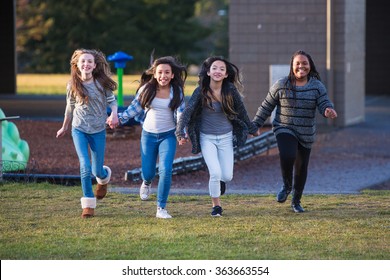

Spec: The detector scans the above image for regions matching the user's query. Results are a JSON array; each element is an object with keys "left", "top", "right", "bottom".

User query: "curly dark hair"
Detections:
[{"left": 285, "top": 50, "right": 321, "bottom": 105}]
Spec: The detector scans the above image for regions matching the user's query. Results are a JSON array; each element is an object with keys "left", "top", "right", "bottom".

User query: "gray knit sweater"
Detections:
[
  {"left": 252, "top": 77, "right": 334, "bottom": 149},
  {"left": 65, "top": 81, "right": 117, "bottom": 134}
]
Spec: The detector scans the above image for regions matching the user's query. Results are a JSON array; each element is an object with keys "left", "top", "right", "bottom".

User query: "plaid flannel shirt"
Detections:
[{"left": 118, "top": 85, "right": 185, "bottom": 126}]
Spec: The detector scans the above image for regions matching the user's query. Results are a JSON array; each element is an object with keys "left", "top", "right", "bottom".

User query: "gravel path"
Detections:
[{"left": 112, "top": 95, "right": 390, "bottom": 195}]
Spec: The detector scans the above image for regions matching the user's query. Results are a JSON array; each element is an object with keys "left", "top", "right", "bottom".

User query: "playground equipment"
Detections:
[
  {"left": 106, "top": 51, "right": 138, "bottom": 138},
  {"left": 0, "top": 108, "right": 29, "bottom": 174},
  {"left": 107, "top": 51, "right": 133, "bottom": 106}
]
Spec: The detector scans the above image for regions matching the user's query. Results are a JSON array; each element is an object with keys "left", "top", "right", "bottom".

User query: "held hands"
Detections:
[
  {"left": 325, "top": 108, "right": 338, "bottom": 119},
  {"left": 252, "top": 128, "right": 261, "bottom": 137},
  {"left": 106, "top": 113, "right": 119, "bottom": 129},
  {"left": 178, "top": 134, "right": 189, "bottom": 145}
]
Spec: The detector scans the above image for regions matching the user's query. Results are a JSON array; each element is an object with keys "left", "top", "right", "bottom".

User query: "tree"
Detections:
[
  {"left": 16, "top": 0, "right": 212, "bottom": 73},
  {"left": 194, "top": 0, "right": 229, "bottom": 59}
]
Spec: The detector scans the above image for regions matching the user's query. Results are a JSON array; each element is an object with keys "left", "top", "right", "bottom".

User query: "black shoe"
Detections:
[
  {"left": 276, "top": 186, "right": 292, "bottom": 203},
  {"left": 291, "top": 203, "right": 305, "bottom": 213},
  {"left": 220, "top": 181, "right": 226, "bottom": 196},
  {"left": 211, "top": 206, "right": 223, "bottom": 217}
]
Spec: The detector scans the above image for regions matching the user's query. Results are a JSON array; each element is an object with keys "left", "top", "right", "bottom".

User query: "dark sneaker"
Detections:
[
  {"left": 211, "top": 206, "right": 223, "bottom": 217},
  {"left": 220, "top": 181, "right": 226, "bottom": 196},
  {"left": 276, "top": 185, "right": 292, "bottom": 203},
  {"left": 291, "top": 203, "right": 305, "bottom": 213}
]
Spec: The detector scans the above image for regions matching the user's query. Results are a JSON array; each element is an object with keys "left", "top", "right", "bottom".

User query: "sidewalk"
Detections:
[{"left": 110, "top": 95, "right": 390, "bottom": 196}]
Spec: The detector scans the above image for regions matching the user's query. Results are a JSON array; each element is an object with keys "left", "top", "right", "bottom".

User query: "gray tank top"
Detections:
[{"left": 200, "top": 102, "right": 232, "bottom": 135}]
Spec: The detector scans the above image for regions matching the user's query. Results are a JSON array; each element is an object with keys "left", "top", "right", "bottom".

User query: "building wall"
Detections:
[
  {"left": 229, "top": 0, "right": 365, "bottom": 127},
  {"left": 338, "top": 0, "right": 365, "bottom": 125},
  {"left": 366, "top": 0, "right": 390, "bottom": 96}
]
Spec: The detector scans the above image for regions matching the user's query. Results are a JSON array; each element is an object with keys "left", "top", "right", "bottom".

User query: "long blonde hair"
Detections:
[{"left": 69, "top": 49, "right": 117, "bottom": 102}]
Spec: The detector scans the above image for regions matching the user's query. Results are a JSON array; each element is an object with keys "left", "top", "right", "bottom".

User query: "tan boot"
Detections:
[
  {"left": 95, "top": 184, "right": 107, "bottom": 200},
  {"left": 95, "top": 166, "right": 111, "bottom": 200},
  {"left": 81, "top": 207, "right": 95, "bottom": 218},
  {"left": 80, "top": 197, "right": 96, "bottom": 218},
  {"left": 96, "top": 166, "right": 111, "bottom": 185}
]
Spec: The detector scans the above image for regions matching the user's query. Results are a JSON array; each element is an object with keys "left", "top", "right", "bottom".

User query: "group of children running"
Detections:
[{"left": 56, "top": 49, "right": 337, "bottom": 219}]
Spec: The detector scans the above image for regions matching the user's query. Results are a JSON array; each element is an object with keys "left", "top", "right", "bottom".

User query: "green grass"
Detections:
[
  {"left": 1, "top": 182, "right": 389, "bottom": 260},
  {"left": 16, "top": 74, "right": 198, "bottom": 96}
]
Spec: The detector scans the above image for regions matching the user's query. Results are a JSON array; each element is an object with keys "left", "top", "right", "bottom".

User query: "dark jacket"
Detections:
[{"left": 176, "top": 84, "right": 257, "bottom": 154}]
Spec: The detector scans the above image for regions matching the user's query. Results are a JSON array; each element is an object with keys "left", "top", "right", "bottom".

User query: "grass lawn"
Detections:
[
  {"left": 16, "top": 74, "right": 198, "bottom": 96},
  {"left": 0, "top": 182, "right": 389, "bottom": 260}
]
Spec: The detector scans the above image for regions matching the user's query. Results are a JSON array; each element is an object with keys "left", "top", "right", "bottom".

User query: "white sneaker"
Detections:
[
  {"left": 140, "top": 181, "right": 151, "bottom": 201},
  {"left": 156, "top": 207, "right": 172, "bottom": 219}
]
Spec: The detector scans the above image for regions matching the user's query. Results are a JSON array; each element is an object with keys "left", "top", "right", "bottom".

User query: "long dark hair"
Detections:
[
  {"left": 137, "top": 56, "right": 187, "bottom": 111},
  {"left": 198, "top": 56, "right": 243, "bottom": 116}
]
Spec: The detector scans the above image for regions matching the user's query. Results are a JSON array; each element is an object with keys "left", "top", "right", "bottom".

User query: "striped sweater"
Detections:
[{"left": 252, "top": 77, "right": 334, "bottom": 149}]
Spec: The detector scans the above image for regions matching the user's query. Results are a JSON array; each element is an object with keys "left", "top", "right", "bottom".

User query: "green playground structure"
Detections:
[{"left": 0, "top": 108, "right": 29, "bottom": 172}]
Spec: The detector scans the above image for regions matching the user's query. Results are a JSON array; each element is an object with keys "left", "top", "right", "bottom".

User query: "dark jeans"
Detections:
[{"left": 276, "top": 133, "right": 311, "bottom": 194}]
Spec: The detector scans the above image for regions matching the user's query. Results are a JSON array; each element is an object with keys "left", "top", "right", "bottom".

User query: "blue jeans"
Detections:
[
  {"left": 141, "top": 129, "right": 176, "bottom": 208},
  {"left": 72, "top": 128, "right": 108, "bottom": 198},
  {"left": 200, "top": 131, "right": 234, "bottom": 198}
]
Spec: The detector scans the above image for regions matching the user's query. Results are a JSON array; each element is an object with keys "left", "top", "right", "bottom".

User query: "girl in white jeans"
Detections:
[
  {"left": 176, "top": 56, "right": 257, "bottom": 216},
  {"left": 200, "top": 131, "right": 234, "bottom": 198}
]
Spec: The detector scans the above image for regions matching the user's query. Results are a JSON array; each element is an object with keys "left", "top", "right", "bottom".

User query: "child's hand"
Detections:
[
  {"left": 106, "top": 113, "right": 119, "bottom": 129},
  {"left": 252, "top": 128, "right": 261, "bottom": 136},
  {"left": 56, "top": 127, "right": 67, "bottom": 138},
  {"left": 325, "top": 108, "right": 338, "bottom": 119},
  {"left": 178, "top": 134, "right": 189, "bottom": 145}
]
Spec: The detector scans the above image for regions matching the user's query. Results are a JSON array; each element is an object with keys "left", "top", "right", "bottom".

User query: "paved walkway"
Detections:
[{"left": 111, "top": 95, "right": 390, "bottom": 196}]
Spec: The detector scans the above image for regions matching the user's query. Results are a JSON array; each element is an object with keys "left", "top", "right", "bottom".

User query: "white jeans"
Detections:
[{"left": 200, "top": 131, "right": 234, "bottom": 198}]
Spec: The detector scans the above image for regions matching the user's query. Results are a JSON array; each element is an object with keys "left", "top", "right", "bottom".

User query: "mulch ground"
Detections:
[
  {"left": 12, "top": 119, "right": 207, "bottom": 188},
  {"left": 10, "top": 119, "right": 390, "bottom": 191}
]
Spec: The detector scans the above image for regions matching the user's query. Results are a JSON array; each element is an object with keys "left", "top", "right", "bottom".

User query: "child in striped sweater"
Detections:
[{"left": 253, "top": 50, "right": 337, "bottom": 213}]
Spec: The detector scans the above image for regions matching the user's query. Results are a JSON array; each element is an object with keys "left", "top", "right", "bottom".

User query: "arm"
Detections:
[
  {"left": 252, "top": 80, "right": 281, "bottom": 128},
  {"left": 175, "top": 87, "right": 201, "bottom": 142},
  {"left": 118, "top": 91, "right": 144, "bottom": 125},
  {"left": 56, "top": 113, "right": 72, "bottom": 138},
  {"left": 231, "top": 86, "right": 258, "bottom": 135},
  {"left": 316, "top": 80, "right": 337, "bottom": 119},
  {"left": 56, "top": 89, "right": 74, "bottom": 138},
  {"left": 106, "top": 90, "right": 119, "bottom": 129},
  {"left": 175, "top": 88, "right": 186, "bottom": 130}
]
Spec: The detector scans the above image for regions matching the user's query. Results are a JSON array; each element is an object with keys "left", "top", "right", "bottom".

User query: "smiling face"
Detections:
[
  {"left": 292, "top": 54, "right": 310, "bottom": 83},
  {"left": 154, "top": 63, "right": 174, "bottom": 88},
  {"left": 77, "top": 53, "right": 96, "bottom": 77},
  {"left": 207, "top": 60, "right": 228, "bottom": 82}
]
